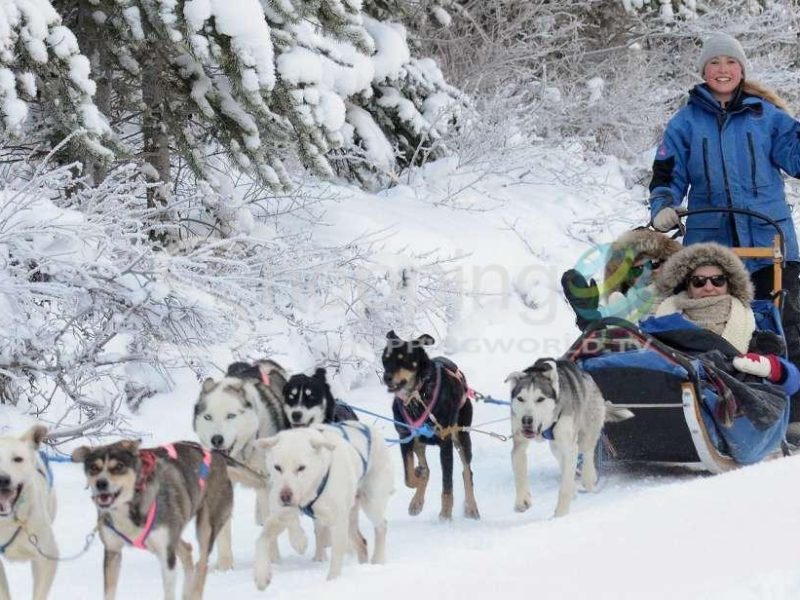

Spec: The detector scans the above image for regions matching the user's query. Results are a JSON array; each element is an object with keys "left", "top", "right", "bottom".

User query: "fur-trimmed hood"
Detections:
[
  {"left": 604, "top": 229, "right": 683, "bottom": 296},
  {"left": 655, "top": 242, "right": 754, "bottom": 304}
]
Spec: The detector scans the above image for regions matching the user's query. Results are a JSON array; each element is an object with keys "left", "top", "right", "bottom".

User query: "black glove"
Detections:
[{"left": 561, "top": 269, "right": 601, "bottom": 331}]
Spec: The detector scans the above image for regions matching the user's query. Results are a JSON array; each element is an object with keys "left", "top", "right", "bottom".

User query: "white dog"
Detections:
[
  {"left": 0, "top": 425, "right": 57, "bottom": 600},
  {"left": 253, "top": 422, "right": 393, "bottom": 589},
  {"left": 193, "top": 360, "right": 306, "bottom": 568},
  {"left": 506, "top": 358, "right": 632, "bottom": 517}
]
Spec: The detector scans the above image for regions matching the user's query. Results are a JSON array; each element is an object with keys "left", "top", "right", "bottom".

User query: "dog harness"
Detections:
[
  {"left": 300, "top": 423, "right": 372, "bottom": 519},
  {"left": 328, "top": 422, "right": 372, "bottom": 480},
  {"left": 395, "top": 359, "right": 472, "bottom": 434},
  {"left": 0, "top": 526, "right": 22, "bottom": 555},
  {"left": 299, "top": 469, "right": 330, "bottom": 519},
  {"left": 103, "top": 444, "right": 212, "bottom": 549}
]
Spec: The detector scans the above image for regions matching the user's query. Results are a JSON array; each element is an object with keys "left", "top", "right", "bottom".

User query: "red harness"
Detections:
[{"left": 107, "top": 444, "right": 212, "bottom": 550}]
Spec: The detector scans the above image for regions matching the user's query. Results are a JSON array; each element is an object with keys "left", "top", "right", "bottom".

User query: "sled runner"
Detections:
[{"left": 565, "top": 209, "right": 790, "bottom": 473}]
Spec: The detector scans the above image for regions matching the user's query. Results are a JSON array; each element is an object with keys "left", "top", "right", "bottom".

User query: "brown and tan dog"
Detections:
[{"left": 72, "top": 441, "right": 232, "bottom": 600}]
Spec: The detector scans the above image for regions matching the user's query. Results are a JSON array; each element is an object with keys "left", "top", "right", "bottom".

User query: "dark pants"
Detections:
[{"left": 752, "top": 261, "right": 800, "bottom": 421}]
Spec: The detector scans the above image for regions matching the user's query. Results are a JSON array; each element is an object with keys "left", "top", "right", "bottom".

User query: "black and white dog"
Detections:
[
  {"left": 381, "top": 330, "right": 479, "bottom": 520},
  {"left": 281, "top": 368, "right": 357, "bottom": 428}
]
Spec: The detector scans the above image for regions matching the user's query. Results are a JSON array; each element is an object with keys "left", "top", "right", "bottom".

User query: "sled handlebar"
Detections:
[{"left": 669, "top": 207, "right": 786, "bottom": 261}]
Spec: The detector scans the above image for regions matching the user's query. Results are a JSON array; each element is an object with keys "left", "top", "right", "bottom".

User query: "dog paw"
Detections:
[
  {"left": 408, "top": 497, "right": 424, "bottom": 516},
  {"left": 214, "top": 556, "right": 234, "bottom": 571},
  {"left": 514, "top": 495, "right": 532, "bottom": 513},
  {"left": 464, "top": 505, "right": 481, "bottom": 520},
  {"left": 438, "top": 509, "right": 453, "bottom": 521},
  {"left": 254, "top": 569, "right": 272, "bottom": 591},
  {"left": 289, "top": 529, "right": 308, "bottom": 555},
  {"left": 313, "top": 549, "right": 327, "bottom": 562},
  {"left": 553, "top": 506, "right": 570, "bottom": 518}
]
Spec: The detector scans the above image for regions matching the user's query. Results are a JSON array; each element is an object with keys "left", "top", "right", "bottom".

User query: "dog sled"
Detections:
[{"left": 565, "top": 209, "right": 791, "bottom": 474}]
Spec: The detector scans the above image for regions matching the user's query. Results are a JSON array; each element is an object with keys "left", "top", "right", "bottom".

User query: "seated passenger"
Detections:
[
  {"left": 561, "top": 229, "right": 681, "bottom": 330},
  {"left": 654, "top": 242, "right": 796, "bottom": 388}
]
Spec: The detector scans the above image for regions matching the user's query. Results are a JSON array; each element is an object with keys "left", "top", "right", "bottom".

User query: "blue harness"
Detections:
[
  {"left": 300, "top": 423, "right": 373, "bottom": 519},
  {"left": 0, "top": 526, "right": 22, "bottom": 555}
]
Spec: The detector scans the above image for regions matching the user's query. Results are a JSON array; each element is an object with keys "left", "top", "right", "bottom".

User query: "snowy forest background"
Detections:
[{"left": 3, "top": 0, "right": 800, "bottom": 443}]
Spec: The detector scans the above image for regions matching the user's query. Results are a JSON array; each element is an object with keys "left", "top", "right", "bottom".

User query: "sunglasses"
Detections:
[
  {"left": 688, "top": 274, "right": 728, "bottom": 288},
  {"left": 628, "top": 259, "right": 664, "bottom": 279}
]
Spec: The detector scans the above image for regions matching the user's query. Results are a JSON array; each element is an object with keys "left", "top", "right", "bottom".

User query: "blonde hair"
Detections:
[{"left": 743, "top": 80, "right": 790, "bottom": 111}]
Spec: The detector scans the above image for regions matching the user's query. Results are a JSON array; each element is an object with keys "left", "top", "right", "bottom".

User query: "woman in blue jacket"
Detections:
[{"left": 648, "top": 32, "right": 800, "bottom": 441}]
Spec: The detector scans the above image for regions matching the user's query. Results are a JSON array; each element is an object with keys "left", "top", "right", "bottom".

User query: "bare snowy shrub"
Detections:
[
  {"left": 414, "top": 0, "right": 800, "bottom": 161},
  {"left": 0, "top": 160, "right": 286, "bottom": 441}
]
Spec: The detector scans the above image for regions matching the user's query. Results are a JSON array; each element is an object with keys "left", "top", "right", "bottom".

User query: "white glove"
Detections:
[
  {"left": 652, "top": 207, "right": 681, "bottom": 232},
  {"left": 732, "top": 354, "right": 776, "bottom": 379}
]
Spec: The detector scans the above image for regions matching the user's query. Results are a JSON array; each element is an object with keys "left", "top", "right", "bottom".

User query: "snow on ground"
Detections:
[{"left": 4, "top": 147, "right": 800, "bottom": 598}]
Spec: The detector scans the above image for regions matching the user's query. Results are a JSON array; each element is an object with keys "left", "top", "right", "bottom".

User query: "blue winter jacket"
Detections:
[{"left": 649, "top": 84, "right": 800, "bottom": 270}]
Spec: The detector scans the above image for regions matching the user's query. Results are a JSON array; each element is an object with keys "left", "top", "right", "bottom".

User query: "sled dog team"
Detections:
[{"left": 0, "top": 331, "right": 631, "bottom": 599}]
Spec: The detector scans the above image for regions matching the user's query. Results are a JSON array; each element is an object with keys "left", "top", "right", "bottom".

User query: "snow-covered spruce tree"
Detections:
[
  {"left": 49, "top": 0, "right": 465, "bottom": 200},
  {"left": 0, "top": 0, "right": 114, "bottom": 166}
]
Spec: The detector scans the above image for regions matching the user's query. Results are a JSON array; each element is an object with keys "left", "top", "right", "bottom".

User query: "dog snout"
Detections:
[
  {"left": 0, "top": 474, "right": 10, "bottom": 489},
  {"left": 521, "top": 416, "right": 534, "bottom": 427},
  {"left": 291, "top": 411, "right": 303, "bottom": 423},
  {"left": 211, "top": 434, "right": 225, "bottom": 449},
  {"left": 279, "top": 487, "right": 293, "bottom": 506},
  {"left": 95, "top": 478, "right": 109, "bottom": 492}
]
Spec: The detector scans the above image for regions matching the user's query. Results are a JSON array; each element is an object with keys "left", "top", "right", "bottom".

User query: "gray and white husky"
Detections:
[
  {"left": 193, "top": 359, "right": 305, "bottom": 568},
  {"left": 505, "top": 358, "right": 632, "bottom": 517}
]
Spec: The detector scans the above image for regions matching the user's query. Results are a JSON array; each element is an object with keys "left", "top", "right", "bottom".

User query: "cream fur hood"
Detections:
[{"left": 655, "top": 242, "right": 754, "bottom": 305}]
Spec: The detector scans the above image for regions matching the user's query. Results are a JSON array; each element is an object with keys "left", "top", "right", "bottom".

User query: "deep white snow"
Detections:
[{"left": 3, "top": 149, "right": 800, "bottom": 599}]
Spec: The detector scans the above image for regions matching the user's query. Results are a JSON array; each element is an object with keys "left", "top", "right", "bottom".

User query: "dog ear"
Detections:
[
  {"left": 21, "top": 424, "right": 48, "bottom": 448},
  {"left": 202, "top": 377, "right": 216, "bottom": 393},
  {"left": 504, "top": 371, "right": 526, "bottom": 387},
  {"left": 118, "top": 439, "right": 141, "bottom": 454},
  {"left": 255, "top": 436, "right": 280, "bottom": 450},
  {"left": 310, "top": 438, "right": 337, "bottom": 452},
  {"left": 313, "top": 367, "right": 327, "bottom": 382},
  {"left": 538, "top": 359, "right": 560, "bottom": 396},
  {"left": 71, "top": 446, "right": 90, "bottom": 463},
  {"left": 386, "top": 330, "right": 399, "bottom": 340},
  {"left": 415, "top": 334, "right": 435, "bottom": 346}
]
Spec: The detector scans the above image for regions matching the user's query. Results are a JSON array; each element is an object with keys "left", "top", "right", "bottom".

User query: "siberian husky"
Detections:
[
  {"left": 506, "top": 358, "right": 632, "bottom": 517},
  {"left": 193, "top": 359, "right": 305, "bottom": 568}
]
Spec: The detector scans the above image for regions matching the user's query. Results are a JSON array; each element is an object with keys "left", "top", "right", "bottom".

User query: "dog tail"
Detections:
[{"left": 604, "top": 401, "right": 634, "bottom": 423}]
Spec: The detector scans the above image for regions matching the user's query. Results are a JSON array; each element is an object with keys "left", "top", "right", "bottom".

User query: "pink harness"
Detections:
[
  {"left": 396, "top": 363, "right": 471, "bottom": 430},
  {"left": 105, "top": 444, "right": 213, "bottom": 550}
]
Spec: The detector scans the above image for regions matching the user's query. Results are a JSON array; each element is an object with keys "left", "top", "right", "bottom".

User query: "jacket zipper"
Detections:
[
  {"left": 747, "top": 132, "right": 758, "bottom": 197},
  {"left": 702, "top": 138, "right": 712, "bottom": 196},
  {"left": 717, "top": 112, "right": 740, "bottom": 246}
]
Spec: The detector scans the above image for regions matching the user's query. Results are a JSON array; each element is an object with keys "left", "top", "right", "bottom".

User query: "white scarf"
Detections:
[{"left": 655, "top": 292, "right": 755, "bottom": 353}]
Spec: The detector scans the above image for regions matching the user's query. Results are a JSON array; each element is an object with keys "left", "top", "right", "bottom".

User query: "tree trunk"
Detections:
[{"left": 141, "top": 51, "right": 171, "bottom": 245}]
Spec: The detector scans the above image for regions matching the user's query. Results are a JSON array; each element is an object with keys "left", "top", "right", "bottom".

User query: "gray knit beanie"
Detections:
[{"left": 697, "top": 33, "right": 749, "bottom": 78}]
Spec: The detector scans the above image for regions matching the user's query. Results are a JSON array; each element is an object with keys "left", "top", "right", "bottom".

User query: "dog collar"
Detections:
[{"left": 300, "top": 468, "right": 331, "bottom": 520}]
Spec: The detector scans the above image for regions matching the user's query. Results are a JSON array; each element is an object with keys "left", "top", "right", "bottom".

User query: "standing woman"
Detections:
[{"left": 648, "top": 32, "right": 800, "bottom": 440}]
